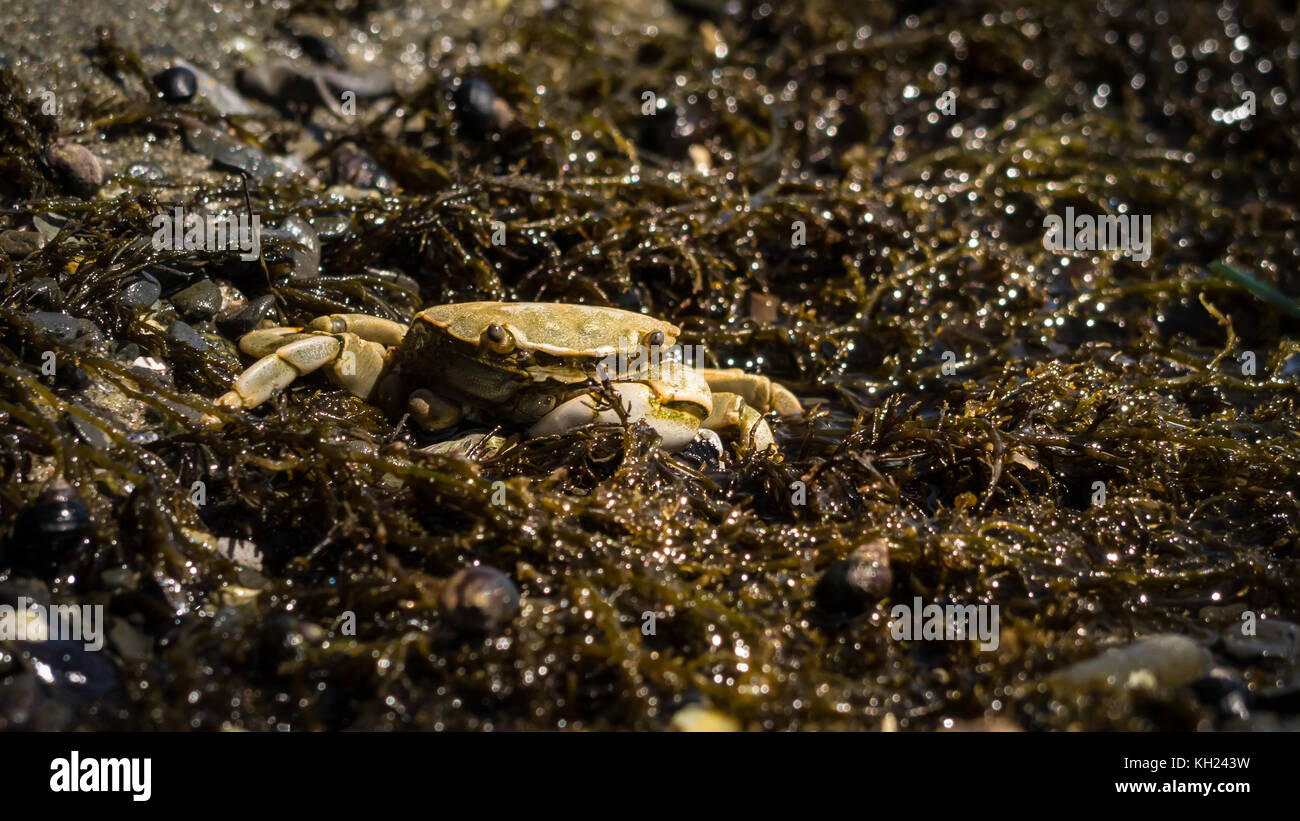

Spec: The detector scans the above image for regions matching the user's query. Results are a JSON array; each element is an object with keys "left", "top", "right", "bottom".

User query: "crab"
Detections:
[{"left": 214, "top": 302, "right": 803, "bottom": 453}]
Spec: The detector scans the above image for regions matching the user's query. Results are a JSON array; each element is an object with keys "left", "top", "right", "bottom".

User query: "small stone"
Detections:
[
  {"left": 180, "top": 116, "right": 274, "bottom": 181},
  {"left": 54, "top": 364, "right": 90, "bottom": 391},
  {"left": 166, "top": 320, "right": 210, "bottom": 352},
  {"left": 814, "top": 538, "right": 892, "bottom": 614},
  {"left": 1048, "top": 634, "right": 1210, "bottom": 692},
  {"left": 32, "top": 212, "right": 70, "bottom": 242},
  {"left": 1222, "top": 618, "right": 1300, "bottom": 662},
  {"left": 43, "top": 141, "right": 106, "bottom": 197},
  {"left": 669, "top": 705, "right": 740, "bottom": 732},
  {"left": 118, "top": 272, "right": 162, "bottom": 310},
  {"left": 6, "top": 480, "right": 93, "bottom": 576},
  {"left": 295, "top": 32, "right": 346, "bottom": 68},
  {"left": 20, "top": 278, "right": 63, "bottom": 310},
  {"left": 124, "top": 161, "right": 167, "bottom": 183},
  {"left": 25, "top": 311, "right": 78, "bottom": 343},
  {"left": 216, "top": 293, "right": 275, "bottom": 338},
  {"left": 0, "top": 229, "right": 45, "bottom": 258},
  {"left": 440, "top": 565, "right": 520, "bottom": 634},
  {"left": 1191, "top": 667, "right": 1251, "bottom": 720},
  {"left": 108, "top": 618, "right": 153, "bottom": 663},
  {"left": 170, "top": 278, "right": 223, "bottom": 320},
  {"left": 213, "top": 280, "right": 247, "bottom": 318},
  {"left": 330, "top": 144, "right": 394, "bottom": 191},
  {"left": 453, "top": 75, "right": 515, "bottom": 136},
  {"left": 263, "top": 217, "right": 320, "bottom": 281},
  {"left": 152, "top": 65, "right": 198, "bottom": 102},
  {"left": 74, "top": 318, "right": 103, "bottom": 346}
]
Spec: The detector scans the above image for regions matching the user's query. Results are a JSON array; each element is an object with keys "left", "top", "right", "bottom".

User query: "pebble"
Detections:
[
  {"left": 330, "top": 143, "right": 395, "bottom": 191},
  {"left": 637, "top": 100, "right": 713, "bottom": 159},
  {"left": 16, "top": 640, "right": 118, "bottom": 700},
  {"left": 217, "top": 293, "right": 276, "bottom": 338},
  {"left": 814, "top": 538, "right": 893, "bottom": 614},
  {"left": 152, "top": 65, "right": 198, "bottom": 102},
  {"left": 440, "top": 565, "right": 520, "bottom": 634},
  {"left": 20, "top": 278, "right": 63, "bottom": 310},
  {"left": 453, "top": 75, "right": 515, "bottom": 136},
  {"left": 262, "top": 217, "right": 320, "bottom": 281},
  {"left": 170, "top": 58, "right": 255, "bottom": 116},
  {"left": 54, "top": 364, "right": 91, "bottom": 391},
  {"left": 166, "top": 320, "right": 210, "bottom": 352},
  {"left": 179, "top": 116, "right": 275, "bottom": 181},
  {"left": 170, "top": 278, "right": 223, "bottom": 320},
  {"left": 43, "top": 141, "right": 107, "bottom": 197},
  {"left": 117, "top": 272, "right": 162, "bottom": 310},
  {"left": 125, "top": 161, "right": 167, "bottom": 183},
  {"left": 1191, "top": 667, "right": 1251, "bottom": 720},
  {"left": 32, "top": 212, "right": 70, "bottom": 242},
  {"left": 6, "top": 480, "right": 94, "bottom": 576},
  {"left": 1221, "top": 618, "right": 1300, "bottom": 662},
  {"left": 1048, "top": 634, "right": 1210, "bottom": 692},
  {"left": 668, "top": 705, "right": 740, "bottom": 732},
  {"left": 24, "top": 311, "right": 79, "bottom": 343},
  {"left": 294, "top": 32, "right": 347, "bottom": 68},
  {"left": 0, "top": 229, "right": 45, "bottom": 258},
  {"left": 74, "top": 318, "right": 103, "bottom": 347}
]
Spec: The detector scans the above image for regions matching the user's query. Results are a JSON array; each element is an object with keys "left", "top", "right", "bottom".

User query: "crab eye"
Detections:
[
  {"left": 481, "top": 323, "right": 515, "bottom": 354},
  {"left": 645, "top": 330, "right": 665, "bottom": 348}
]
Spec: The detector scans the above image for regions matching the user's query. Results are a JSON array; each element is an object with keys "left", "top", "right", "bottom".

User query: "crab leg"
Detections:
[
  {"left": 704, "top": 391, "right": 775, "bottom": 452},
  {"left": 216, "top": 330, "right": 391, "bottom": 409},
  {"left": 217, "top": 334, "right": 342, "bottom": 409},
  {"left": 697, "top": 367, "right": 803, "bottom": 416},
  {"left": 239, "top": 326, "right": 310, "bottom": 356},
  {"left": 308, "top": 314, "right": 408, "bottom": 346}
]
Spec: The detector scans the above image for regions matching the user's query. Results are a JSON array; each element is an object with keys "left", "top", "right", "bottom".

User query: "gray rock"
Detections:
[
  {"left": 1222, "top": 618, "right": 1300, "bottom": 662},
  {"left": 166, "top": 320, "right": 210, "bottom": 352},
  {"left": 179, "top": 116, "right": 274, "bottom": 181},
  {"left": 25, "top": 311, "right": 78, "bottom": 342},
  {"left": 0, "top": 229, "right": 45, "bottom": 258},
  {"left": 1048, "top": 634, "right": 1211, "bottom": 692},
  {"left": 22, "top": 277, "right": 64, "bottom": 309},
  {"left": 73, "top": 318, "right": 103, "bottom": 346},
  {"left": 263, "top": 216, "right": 320, "bottom": 281},
  {"left": 32, "top": 213, "right": 70, "bottom": 242},
  {"left": 118, "top": 272, "right": 162, "bottom": 310},
  {"left": 170, "top": 278, "right": 223, "bottom": 320},
  {"left": 124, "top": 162, "right": 167, "bottom": 183},
  {"left": 217, "top": 293, "right": 275, "bottom": 338},
  {"left": 815, "top": 537, "right": 893, "bottom": 614}
]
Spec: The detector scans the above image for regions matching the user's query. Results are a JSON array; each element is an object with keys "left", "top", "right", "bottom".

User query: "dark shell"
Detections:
[
  {"left": 260, "top": 614, "right": 326, "bottom": 670},
  {"left": 440, "top": 565, "right": 520, "bottom": 634},
  {"left": 637, "top": 100, "right": 714, "bottom": 159},
  {"left": 152, "top": 66, "right": 198, "bottom": 103},
  {"left": 295, "top": 33, "right": 346, "bottom": 68},
  {"left": 17, "top": 640, "right": 118, "bottom": 700},
  {"left": 5, "top": 480, "right": 93, "bottom": 576},
  {"left": 814, "top": 538, "right": 892, "bottom": 615},
  {"left": 453, "top": 76, "right": 514, "bottom": 136}
]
